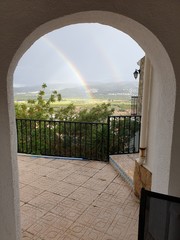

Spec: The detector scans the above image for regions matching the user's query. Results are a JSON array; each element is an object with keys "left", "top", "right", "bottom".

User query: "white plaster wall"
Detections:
[
  {"left": 145, "top": 64, "right": 175, "bottom": 194},
  {"left": 11, "top": 11, "right": 176, "bottom": 195},
  {"left": 0, "top": 72, "right": 21, "bottom": 239},
  {"left": 145, "top": 68, "right": 159, "bottom": 176},
  {"left": 0, "top": 1, "right": 180, "bottom": 238}
]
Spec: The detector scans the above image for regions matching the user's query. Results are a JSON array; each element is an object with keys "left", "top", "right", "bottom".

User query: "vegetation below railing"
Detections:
[
  {"left": 16, "top": 116, "right": 141, "bottom": 161},
  {"left": 108, "top": 115, "right": 141, "bottom": 155},
  {"left": 16, "top": 119, "right": 108, "bottom": 161}
]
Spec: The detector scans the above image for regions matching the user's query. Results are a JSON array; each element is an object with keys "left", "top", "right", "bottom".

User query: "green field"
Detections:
[{"left": 15, "top": 97, "right": 132, "bottom": 116}]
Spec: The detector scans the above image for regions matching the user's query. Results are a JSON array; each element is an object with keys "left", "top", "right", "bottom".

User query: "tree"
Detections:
[
  {"left": 76, "top": 103, "right": 114, "bottom": 123},
  {"left": 15, "top": 83, "right": 62, "bottom": 120}
]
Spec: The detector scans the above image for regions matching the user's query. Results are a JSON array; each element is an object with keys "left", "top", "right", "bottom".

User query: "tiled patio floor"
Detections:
[{"left": 18, "top": 155, "right": 139, "bottom": 240}]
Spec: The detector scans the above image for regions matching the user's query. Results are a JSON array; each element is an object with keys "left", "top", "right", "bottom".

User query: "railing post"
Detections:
[
  {"left": 107, "top": 116, "right": 110, "bottom": 162},
  {"left": 16, "top": 119, "right": 19, "bottom": 153}
]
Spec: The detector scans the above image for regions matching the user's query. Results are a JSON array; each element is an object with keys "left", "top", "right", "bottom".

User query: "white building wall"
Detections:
[{"left": 145, "top": 62, "right": 175, "bottom": 194}]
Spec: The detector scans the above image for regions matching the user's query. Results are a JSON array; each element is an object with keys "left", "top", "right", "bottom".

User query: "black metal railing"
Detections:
[
  {"left": 16, "top": 119, "right": 108, "bottom": 161},
  {"left": 16, "top": 115, "right": 141, "bottom": 161},
  {"left": 108, "top": 115, "right": 141, "bottom": 155},
  {"left": 131, "top": 96, "right": 139, "bottom": 115}
]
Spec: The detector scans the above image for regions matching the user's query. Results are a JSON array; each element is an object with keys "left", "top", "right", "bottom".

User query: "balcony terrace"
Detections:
[{"left": 19, "top": 154, "right": 139, "bottom": 240}]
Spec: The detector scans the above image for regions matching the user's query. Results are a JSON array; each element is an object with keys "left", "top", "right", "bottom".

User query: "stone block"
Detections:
[{"left": 133, "top": 160, "right": 152, "bottom": 198}]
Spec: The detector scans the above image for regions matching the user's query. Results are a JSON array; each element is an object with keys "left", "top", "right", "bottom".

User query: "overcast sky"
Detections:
[{"left": 14, "top": 23, "right": 144, "bottom": 89}]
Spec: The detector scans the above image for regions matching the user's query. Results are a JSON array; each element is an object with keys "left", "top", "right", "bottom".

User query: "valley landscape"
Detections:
[{"left": 14, "top": 81, "right": 138, "bottom": 115}]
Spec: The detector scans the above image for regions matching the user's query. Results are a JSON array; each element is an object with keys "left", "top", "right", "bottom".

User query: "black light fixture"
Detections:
[{"left": 133, "top": 69, "right": 141, "bottom": 79}]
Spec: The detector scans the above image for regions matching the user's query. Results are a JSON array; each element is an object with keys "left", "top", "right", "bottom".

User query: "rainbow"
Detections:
[
  {"left": 90, "top": 36, "right": 123, "bottom": 82},
  {"left": 42, "top": 36, "right": 94, "bottom": 98}
]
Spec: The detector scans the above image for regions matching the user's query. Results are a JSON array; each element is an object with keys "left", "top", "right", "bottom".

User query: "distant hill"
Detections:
[{"left": 14, "top": 81, "right": 138, "bottom": 101}]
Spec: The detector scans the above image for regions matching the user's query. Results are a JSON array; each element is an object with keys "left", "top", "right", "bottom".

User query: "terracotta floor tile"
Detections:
[
  {"left": 127, "top": 191, "right": 140, "bottom": 203},
  {"left": 97, "top": 206, "right": 117, "bottom": 221},
  {"left": 31, "top": 157, "right": 53, "bottom": 166},
  {"left": 124, "top": 219, "right": 138, "bottom": 240},
  {"left": 94, "top": 192, "right": 128, "bottom": 210},
  {"left": 29, "top": 176, "right": 58, "bottom": 191},
  {"left": 82, "top": 177, "right": 109, "bottom": 193},
  {"left": 22, "top": 231, "right": 34, "bottom": 240},
  {"left": 18, "top": 160, "right": 34, "bottom": 169},
  {"left": 57, "top": 162, "right": 80, "bottom": 172},
  {"left": 27, "top": 218, "right": 50, "bottom": 237},
  {"left": 47, "top": 168, "right": 72, "bottom": 181},
  {"left": 38, "top": 225, "right": 65, "bottom": 240},
  {"left": 21, "top": 216, "right": 36, "bottom": 232},
  {"left": 21, "top": 204, "right": 46, "bottom": 231},
  {"left": 51, "top": 215, "right": 74, "bottom": 230},
  {"left": 63, "top": 209, "right": 83, "bottom": 222},
  {"left": 86, "top": 205, "right": 103, "bottom": 217},
  {"left": 67, "top": 159, "right": 89, "bottom": 166},
  {"left": 18, "top": 155, "right": 33, "bottom": 161},
  {"left": 102, "top": 164, "right": 118, "bottom": 173},
  {"left": 51, "top": 203, "right": 83, "bottom": 221},
  {"left": 40, "top": 212, "right": 60, "bottom": 225},
  {"left": 41, "top": 191, "right": 65, "bottom": 203},
  {"left": 75, "top": 166, "right": 99, "bottom": 177},
  {"left": 93, "top": 169, "right": 118, "bottom": 183},
  {"left": 106, "top": 202, "right": 124, "bottom": 216},
  {"left": 41, "top": 212, "right": 73, "bottom": 230},
  {"left": 104, "top": 182, "right": 131, "bottom": 203},
  {"left": 113, "top": 175, "right": 127, "bottom": 184},
  {"left": 19, "top": 183, "right": 27, "bottom": 189},
  {"left": 62, "top": 233, "right": 79, "bottom": 240},
  {"left": 106, "top": 214, "right": 132, "bottom": 238},
  {"left": 85, "top": 161, "right": 107, "bottom": 170},
  {"left": 61, "top": 197, "right": 89, "bottom": 213},
  {"left": 20, "top": 185, "right": 44, "bottom": 203},
  {"left": 20, "top": 201, "right": 25, "bottom": 206},
  {"left": 94, "top": 192, "right": 125, "bottom": 206},
  {"left": 22, "top": 163, "right": 42, "bottom": 172},
  {"left": 76, "top": 211, "right": 96, "bottom": 227},
  {"left": 29, "top": 165, "right": 55, "bottom": 176},
  {"left": 118, "top": 201, "right": 139, "bottom": 219},
  {"left": 32, "top": 236, "right": 44, "bottom": 240},
  {"left": 68, "top": 186, "right": 99, "bottom": 204},
  {"left": 63, "top": 173, "right": 90, "bottom": 186},
  {"left": 95, "top": 221, "right": 113, "bottom": 234},
  {"left": 44, "top": 160, "right": 68, "bottom": 169},
  {"left": 21, "top": 204, "right": 46, "bottom": 219},
  {"left": 66, "top": 222, "right": 87, "bottom": 238},
  {"left": 29, "top": 191, "right": 64, "bottom": 211},
  {"left": 91, "top": 215, "right": 114, "bottom": 233},
  {"left": 103, "top": 182, "right": 122, "bottom": 195},
  {"left": 81, "top": 227, "right": 104, "bottom": 240},
  {"left": 101, "top": 233, "right": 117, "bottom": 240},
  {"left": 19, "top": 171, "right": 41, "bottom": 185},
  {"left": 49, "top": 181, "right": 78, "bottom": 197}
]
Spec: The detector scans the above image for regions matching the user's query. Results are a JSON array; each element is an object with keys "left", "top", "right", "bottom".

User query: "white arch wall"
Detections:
[
  {"left": 0, "top": 2, "right": 180, "bottom": 239},
  {"left": 10, "top": 11, "right": 176, "bottom": 194}
]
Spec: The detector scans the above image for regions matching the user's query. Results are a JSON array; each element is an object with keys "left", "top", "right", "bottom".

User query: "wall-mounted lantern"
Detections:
[{"left": 133, "top": 69, "right": 141, "bottom": 79}]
